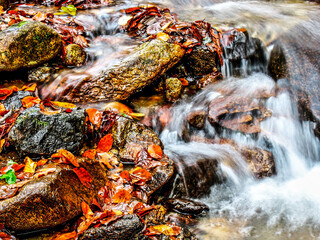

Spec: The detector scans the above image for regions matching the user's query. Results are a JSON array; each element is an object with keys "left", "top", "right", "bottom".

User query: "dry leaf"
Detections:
[{"left": 86, "top": 108, "right": 102, "bottom": 126}]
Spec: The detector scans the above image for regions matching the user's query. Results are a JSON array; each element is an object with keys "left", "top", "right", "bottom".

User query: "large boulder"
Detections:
[
  {"left": 51, "top": 39, "right": 185, "bottom": 103},
  {"left": 0, "top": 158, "right": 108, "bottom": 231},
  {"left": 0, "top": 21, "right": 62, "bottom": 71},
  {"left": 8, "top": 106, "right": 86, "bottom": 156}
]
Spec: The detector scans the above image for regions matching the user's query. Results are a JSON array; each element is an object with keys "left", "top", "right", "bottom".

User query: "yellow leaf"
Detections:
[
  {"left": 24, "top": 157, "right": 37, "bottom": 173},
  {"left": 157, "top": 32, "right": 170, "bottom": 41},
  {"left": 129, "top": 112, "right": 145, "bottom": 120},
  {"left": 0, "top": 139, "right": 5, "bottom": 153},
  {"left": 51, "top": 101, "right": 76, "bottom": 109},
  {"left": 21, "top": 83, "right": 37, "bottom": 92},
  {"left": 113, "top": 210, "right": 123, "bottom": 215}
]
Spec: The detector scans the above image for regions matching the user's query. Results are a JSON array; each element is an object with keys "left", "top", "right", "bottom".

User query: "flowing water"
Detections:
[{"left": 15, "top": 0, "right": 320, "bottom": 238}]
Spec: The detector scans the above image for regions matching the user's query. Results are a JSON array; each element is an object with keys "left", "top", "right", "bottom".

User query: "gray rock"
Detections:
[
  {"left": 8, "top": 106, "right": 85, "bottom": 156},
  {"left": 2, "top": 91, "right": 33, "bottom": 111},
  {"left": 0, "top": 21, "right": 62, "bottom": 72}
]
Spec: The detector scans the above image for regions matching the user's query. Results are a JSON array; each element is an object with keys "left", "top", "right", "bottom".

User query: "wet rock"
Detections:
[
  {"left": 1, "top": 91, "right": 33, "bottom": 111},
  {"left": 0, "top": 21, "right": 62, "bottom": 72},
  {"left": 8, "top": 106, "right": 85, "bottom": 156},
  {"left": 28, "top": 64, "right": 56, "bottom": 83},
  {"left": 63, "top": 44, "right": 86, "bottom": 66},
  {"left": 183, "top": 45, "right": 220, "bottom": 76},
  {"left": 268, "top": 28, "right": 320, "bottom": 128},
  {"left": 111, "top": 116, "right": 163, "bottom": 162},
  {"left": 187, "top": 110, "right": 206, "bottom": 129},
  {"left": 56, "top": 39, "right": 185, "bottom": 103},
  {"left": 164, "top": 198, "right": 209, "bottom": 217},
  {"left": 0, "top": 0, "right": 9, "bottom": 10},
  {"left": 143, "top": 205, "right": 166, "bottom": 225},
  {"left": 240, "top": 146, "right": 276, "bottom": 178},
  {"left": 79, "top": 214, "right": 144, "bottom": 240},
  {"left": 208, "top": 96, "right": 271, "bottom": 134},
  {"left": 221, "top": 29, "right": 266, "bottom": 75},
  {"left": 165, "top": 77, "right": 182, "bottom": 102},
  {"left": 0, "top": 158, "right": 108, "bottom": 231}
]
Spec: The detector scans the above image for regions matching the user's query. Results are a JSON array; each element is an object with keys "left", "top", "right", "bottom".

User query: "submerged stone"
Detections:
[
  {"left": 164, "top": 198, "right": 209, "bottom": 217},
  {"left": 56, "top": 39, "right": 185, "bottom": 102},
  {"left": 0, "top": 21, "right": 62, "bottom": 72},
  {"left": 8, "top": 106, "right": 85, "bottom": 156},
  {"left": 0, "top": 158, "right": 108, "bottom": 231}
]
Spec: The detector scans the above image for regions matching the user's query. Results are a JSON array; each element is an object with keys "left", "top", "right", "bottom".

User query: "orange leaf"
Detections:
[
  {"left": 37, "top": 159, "right": 48, "bottom": 167},
  {"left": 0, "top": 139, "right": 5, "bottom": 154},
  {"left": 103, "top": 102, "right": 133, "bottom": 114},
  {"left": 147, "top": 224, "right": 181, "bottom": 236},
  {"left": 24, "top": 156, "right": 37, "bottom": 173},
  {"left": 82, "top": 149, "right": 97, "bottom": 160},
  {"left": 21, "top": 96, "right": 41, "bottom": 108},
  {"left": 77, "top": 218, "right": 94, "bottom": 235},
  {"left": 97, "top": 134, "right": 113, "bottom": 153},
  {"left": 50, "top": 231, "right": 77, "bottom": 240},
  {"left": 56, "top": 149, "right": 79, "bottom": 167},
  {"left": 119, "top": 170, "right": 131, "bottom": 182},
  {"left": 157, "top": 32, "right": 170, "bottom": 41},
  {"left": 0, "top": 88, "right": 13, "bottom": 100},
  {"left": 81, "top": 201, "right": 93, "bottom": 219},
  {"left": 147, "top": 144, "right": 163, "bottom": 160},
  {"left": 179, "top": 78, "right": 189, "bottom": 86},
  {"left": 21, "top": 83, "right": 37, "bottom": 92},
  {"left": 112, "top": 189, "right": 131, "bottom": 203},
  {"left": 51, "top": 101, "right": 76, "bottom": 109},
  {"left": 130, "top": 167, "right": 152, "bottom": 185},
  {"left": 97, "top": 152, "right": 115, "bottom": 169},
  {"left": 32, "top": 12, "right": 47, "bottom": 22},
  {"left": 73, "top": 167, "right": 93, "bottom": 189},
  {"left": 86, "top": 108, "right": 102, "bottom": 126}
]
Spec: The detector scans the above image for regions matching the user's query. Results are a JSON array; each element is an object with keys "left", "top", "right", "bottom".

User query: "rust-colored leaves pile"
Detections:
[
  {"left": 0, "top": 9, "right": 89, "bottom": 47},
  {"left": 121, "top": 6, "right": 223, "bottom": 64}
]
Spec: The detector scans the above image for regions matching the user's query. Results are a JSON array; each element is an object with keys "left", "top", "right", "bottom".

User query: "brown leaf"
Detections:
[
  {"left": 73, "top": 167, "right": 93, "bottom": 189},
  {"left": 97, "top": 134, "right": 113, "bottom": 153}
]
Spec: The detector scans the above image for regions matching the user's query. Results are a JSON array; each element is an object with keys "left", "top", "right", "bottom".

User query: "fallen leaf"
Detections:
[
  {"left": 179, "top": 78, "right": 189, "bottom": 86},
  {"left": 82, "top": 149, "right": 97, "bottom": 160},
  {"left": 50, "top": 230, "right": 77, "bottom": 240},
  {"left": 119, "top": 170, "right": 131, "bottom": 182},
  {"left": 21, "top": 83, "right": 37, "bottom": 92},
  {"left": 54, "top": 149, "right": 79, "bottom": 167},
  {"left": 32, "top": 12, "right": 47, "bottom": 21},
  {"left": 77, "top": 218, "right": 94, "bottom": 235},
  {"left": 37, "top": 159, "right": 48, "bottom": 166},
  {"left": 103, "top": 102, "right": 133, "bottom": 114},
  {"left": 24, "top": 156, "right": 37, "bottom": 173},
  {"left": 97, "top": 152, "right": 115, "bottom": 169},
  {"left": 157, "top": 32, "right": 170, "bottom": 41},
  {"left": 21, "top": 96, "right": 41, "bottom": 108},
  {"left": 147, "top": 144, "right": 163, "bottom": 160},
  {"left": 0, "top": 139, "right": 5, "bottom": 153},
  {"left": 0, "top": 169, "right": 16, "bottom": 184},
  {"left": 130, "top": 167, "right": 152, "bottom": 185},
  {"left": 112, "top": 189, "right": 131, "bottom": 203},
  {"left": 0, "top": 88, "right": 13, "bottom": 100},
  {"left": 51, "top": 101, "right": 76, "bottom": 109},
  {"left": 146, "top": 223, "right": 181, "bottom": 236},
  {"left": 81, "top": 201, "right": 94, "bottom": 219},
  {"left": 73, "top": 167, "right": 93, "bottom": 189},
  {"left": 97, "top": 134, "right": 113, "bottom": 153},
  {"left": 86, "top": 108, "right": 102, "bottom": 126}
]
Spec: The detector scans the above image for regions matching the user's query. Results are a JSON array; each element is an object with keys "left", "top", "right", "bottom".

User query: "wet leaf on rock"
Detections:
[
  {"left": 82, "top": 149, "right": 97, "bottom": 160},
  {"left": 147, "top": 144, "right": 163, "bottom": 160},
  {"left": 21, "top": 96, "right": 41, "bottom": 108},
  {"left": 0, "top": 169, "right": 16, "bottom": 184},
  {"left": 52, "top": 149, "right": 79, "bottom": 167},
  {"left": 130, "top": 167, "right": 152, "bottom": 186},
  {"left": 97, "top": 134, "right": 113, "bottom": 153},
  {"left": 73, "top": 167, "right": 93, "bottom": 188},
  {"left": 112, "top": 189, "right": 131, "bottom": 203},
  {"left": 23, "top": 156, "right": 37, "bottom": 173},
  {"left": 146, "top": 223, "right": 181, "bottom": 236}
]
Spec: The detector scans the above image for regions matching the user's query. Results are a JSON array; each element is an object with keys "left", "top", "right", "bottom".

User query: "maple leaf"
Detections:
[
  {"left": 97, "top": 134, "right": 113, "bottom": 153},
  {"left": 73, "top": 167, "right": 93, "bottom": 189}
]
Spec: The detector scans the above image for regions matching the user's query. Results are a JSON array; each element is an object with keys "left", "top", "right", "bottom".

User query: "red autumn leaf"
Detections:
[
  {"left": 147, "top": 144, "right": 163, "bottom": 160},
  {"left": 21, "top": 96, "right": 41, "bottom": 108},
  {"left": 81, "top": 201, "right": 93, "bottom": 219},
  {"left": 130, "top": 168, "right": 152, "bottom": 185},
  {"left": 53, "top": 149, "right": 79, "bottom": 167},
  {"left": 112, "top": 189, "right": 131, "bottom": 203},
  {"left": 86, "top": 108, "right": 102, "bottom": 126},
  {"left": 97, "top": 134, "right": 113, "bottom": 153},
  {"left": 82, "top": 149, "right": 97, "bottom": 160},
  {"left": 73, "top": 167, "right": 93, "bottom": 189},
  {"left": 0, "top": 88, "right": 13, "bottom": 100},
  {"left": 50, "top": 231, "right": 77, "bottom": 240}
]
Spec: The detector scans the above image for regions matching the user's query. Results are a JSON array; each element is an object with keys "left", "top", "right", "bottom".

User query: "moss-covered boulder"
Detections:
[
  {"left": 8, "top": 106, "right": 85, "bottom": 156},
  {"left": 0, "top": 158, "right": 108, "bottom": 231},
  {"left": 165, "top": 77, "right": 182, "bottom": 102},
  {"left": 54, "top": 39, "right": 185, "bottom": 103},
  {"left": 0, "top": 21, "right": 62, "bottom": 72}
]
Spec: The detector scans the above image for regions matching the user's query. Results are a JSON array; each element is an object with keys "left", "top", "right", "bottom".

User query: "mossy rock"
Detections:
[
  {"left": 0, "top": 21, "right": 63, "bottom": 72},
  {"left": 63, "top": 44, "right": 86, "bottom": 66}
]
